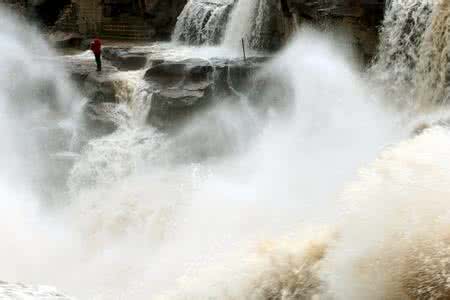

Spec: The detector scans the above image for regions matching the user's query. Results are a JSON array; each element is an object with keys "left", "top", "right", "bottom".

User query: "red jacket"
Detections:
[{"left": 90, "top": 38, "right": 102, "bottom": 55}]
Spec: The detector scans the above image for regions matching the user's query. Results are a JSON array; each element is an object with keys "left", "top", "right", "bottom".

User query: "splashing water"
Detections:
[
  {"left": 323, "top": 126, "right": 450, "bottom": 299},
  {"left": 63, "top": 27, "right": 403, "bottom": 299},
  {"left": 0, "top": 5, "right": 83, "bottom": 298},
  {"left": 0, "top": 6, "right": 81, "bottom": 201},
  {"left": 5, "top": 1, "right": 450, "bottom": 299}
]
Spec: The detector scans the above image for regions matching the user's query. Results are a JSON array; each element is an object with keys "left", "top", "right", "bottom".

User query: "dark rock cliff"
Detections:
[
  {"left": 282, "top": 0, "right": 386, "bottom": 61},
  {"left": 287, "top": 0, "right": 385, "bottom": 19},
  {"left": 144, "top": 0, "right": 188, "bottom": 39}
]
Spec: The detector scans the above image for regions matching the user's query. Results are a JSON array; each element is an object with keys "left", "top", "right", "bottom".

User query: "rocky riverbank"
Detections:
[
  {"left": 61, "top": 44, "right": 267, "bottom": 131},
  {"left": 5, "top": 0, "right": 385, "bottom": 60}
]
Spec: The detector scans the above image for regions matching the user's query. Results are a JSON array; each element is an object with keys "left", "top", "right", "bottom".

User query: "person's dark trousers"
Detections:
[{"left": 95, "top": 53, "right": 102, "bottom": 72}]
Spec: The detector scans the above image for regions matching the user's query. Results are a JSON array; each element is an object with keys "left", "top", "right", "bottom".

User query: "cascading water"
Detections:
[
  {"left": 5, "top": 0, "right": 450, "bottom": 299},
  {"left": 173, "top": 0, "right": 274, "bottom": 50},
  {"left": 222, "top": 0, "right": 273, "bottom": 50},
  {"left": 172, "top": 0, "right": 234, "bottom": 45},
  {"left": 416, "top": 0, "right": 450, "bottom": 106},
  {"left": 371, "top": 0, "right": 433, "bottom": 104},
  {"left": 221, "top": 0, "right": 259, "bottom": 48},
  {"left": 372, "top": 0, "right": 450, "bottom": 108}
]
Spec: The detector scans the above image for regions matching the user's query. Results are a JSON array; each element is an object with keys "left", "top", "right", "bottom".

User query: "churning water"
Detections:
[{"left": 3, "top": 0, "right": 450, "bottom": 299}]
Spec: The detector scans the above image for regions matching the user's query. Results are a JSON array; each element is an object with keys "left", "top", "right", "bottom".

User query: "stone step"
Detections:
[
  {"left": 99, "top": 34, "right": 151, "bottom": 41},
  {"left": 102, "top": 29, "right": 151, "bottom": 35},
  {"left": 102, "top": 24, "right": 149, "bottom": 30},
  {"left": 101, "top": 32, "right": 151, "bottom": 38},
  {"left": 58, "top": 25, "right": 78, "bottom": 31},
  {"left": 102, "top": 28, "right": 151, "bottom": 34},
  {"left": 101, "top": 23, "right": 152, "bottom": 39}
]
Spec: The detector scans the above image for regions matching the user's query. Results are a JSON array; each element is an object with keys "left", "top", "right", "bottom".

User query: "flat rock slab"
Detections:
[
  {"left": 144, "top": 56, "right": 268, "bottom": 129},
  {"left": 60, "top": 45, "right": 270, "bottom": 131},
  {"left": 61, "top": 55, "right": 117, "bottom": 86},
  {"left": 102, "top": 47, "right": 149, "bottom": 71}
]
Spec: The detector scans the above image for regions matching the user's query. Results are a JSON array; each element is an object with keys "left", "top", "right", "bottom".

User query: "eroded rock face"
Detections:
[
  {"left": 144, "top": 0, "right": 189, "bottom": 39},
  {"left": 62, "top": 48, "right": 268, "bottom": 131},
  {"left": 60, "top": 54, "right": 124, "bottom": 137},
  {"left": 102, "top": 47, "right": 148, "bottom": 71},
  {"left": 144, "top": 57, "right": 267, "bottom": 129},
  {"left": 286, "top": 0, "right": 384, "bottom": 19},
  {"left": 284, "top": 0, "right": 386, "bottom": 61},
  {"left": 62, "top": 55, "right": 118, "bottom": 100}
]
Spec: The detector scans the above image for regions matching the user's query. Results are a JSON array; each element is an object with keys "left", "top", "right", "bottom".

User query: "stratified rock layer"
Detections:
[
  {"left": 144, "top": 57, "right": 267, "bottom": 129},
  {"left": 285, "top": 0, "right": 385, "bottom": 61}
]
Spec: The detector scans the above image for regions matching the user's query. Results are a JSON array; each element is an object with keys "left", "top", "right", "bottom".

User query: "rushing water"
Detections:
[
  {"left": 172, "top": 0, "right": 234, "bottom": 45},
  {"left": 222, "top": 0, "right": 273, "bottom": 49},
  {"left": 173, "top": 0, "right": 274, "bottom": 50},
  {"left": 372, "top": 0, "right": 450, "bottom": 109},
  {"left": 3, "top": 0, "right": 450, "bottom": 299}
]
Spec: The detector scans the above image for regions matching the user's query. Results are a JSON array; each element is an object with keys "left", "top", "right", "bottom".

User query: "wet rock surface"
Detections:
[
  {"left": 144, "top": 57, "right": 268, "bottom": 129},
  {"left": 61, "top": 44, "right": 269, "bottom": 131},
  {"left": 60, "top": 54, "right": 125, "bottom": 137},
  {"left": 102, "top": 47, "right": 149, "bottom": 71},
  {"left": 60, "top": 54, "right": 119, "bottom": 103},
  {"left": 285, "top": 0, "right": 386, "bottom": 61},
  {"left": 287, "top": 0, "right": 385, "bottom": 19}
]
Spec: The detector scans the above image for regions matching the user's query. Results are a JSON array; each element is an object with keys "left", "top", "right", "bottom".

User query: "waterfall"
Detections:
[
  {"left": 416, "top": 0, "right": 450, "bottom": 106},
  {"left": 372, "top": 0, "right": 450, "bottom": 107},
  {"left": 371, "top": 0, "right": 433, "bottom": 102},
  {"left": 173, "top": 0, "right": 275, "bottom": 50},
  {"left": 222, "top": 0, "right": 273, "bottom": 50},
  {"left": 7, "top": 0, "right": 450, "bottom": 298},
  {"left": 172, "top": 0, "right": 234, "bottom": 45},
  {"left": 221, "top": 0, "right": 259, "bottom": 48}
]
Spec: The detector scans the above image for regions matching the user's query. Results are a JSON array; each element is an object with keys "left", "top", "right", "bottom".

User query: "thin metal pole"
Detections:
[{"left": 241, "top": 38, "right": 247, "bottom": 62}]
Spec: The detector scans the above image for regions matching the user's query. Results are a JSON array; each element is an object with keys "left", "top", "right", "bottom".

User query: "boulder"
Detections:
[
  {"left": 148, "top": 88, "right": 211, "bottom": 129},
  {"left": 145, "top": 58, "right": 213, "bottom": 83},
  {"left": 61, "top": 55, "right": 117, "bottom": 100},
  {"left": 61, "top": 55, "right": 125, "bottom": 135},
  {"left": 144, "top": 57, "right": 268, "bottom": 129},
  {"left": 102, "top": 47, "right": 148, "bottom": 71}
]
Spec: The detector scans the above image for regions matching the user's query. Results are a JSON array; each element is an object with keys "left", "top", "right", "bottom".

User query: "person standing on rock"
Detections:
[{"left": 90, "top": 37, "right": 102, "bottom": 72}]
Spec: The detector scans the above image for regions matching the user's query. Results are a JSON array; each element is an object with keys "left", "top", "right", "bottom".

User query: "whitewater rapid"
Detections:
[{"left": 3, "top": 0, "right": 450, "bottom": 299}]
